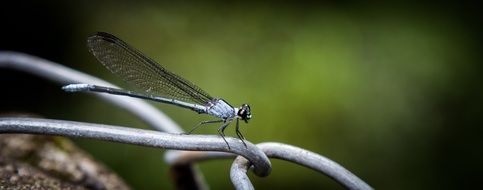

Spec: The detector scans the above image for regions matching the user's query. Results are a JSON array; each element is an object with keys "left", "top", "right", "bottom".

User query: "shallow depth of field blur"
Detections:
[{"left": 1, "top": 1, "right": 482, "bottom": 189}]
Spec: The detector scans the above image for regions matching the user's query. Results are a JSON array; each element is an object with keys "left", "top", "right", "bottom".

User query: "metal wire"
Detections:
[
  {"left": 163, "top": 143, "right": 373, "bottom": 190},
  {"left": 231, "top": 143, "right": 373, "bottom": 190},
  {"left": 0, "top": 117, "right": 271, "bottom": 177}
]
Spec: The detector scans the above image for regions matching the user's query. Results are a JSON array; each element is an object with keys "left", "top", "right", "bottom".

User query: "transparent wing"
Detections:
[{"left": 87, "top": 32, "right": 213, "bottom": 105}]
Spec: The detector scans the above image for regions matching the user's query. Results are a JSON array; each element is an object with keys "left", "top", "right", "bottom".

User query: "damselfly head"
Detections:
[{"left": 238, "top": 104, "right": 252, "bottom": 123}]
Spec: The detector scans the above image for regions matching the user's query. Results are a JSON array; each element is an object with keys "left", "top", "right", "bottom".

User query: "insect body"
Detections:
[{"left": 63, "top": 32, "right": 251, "bottom": 149}]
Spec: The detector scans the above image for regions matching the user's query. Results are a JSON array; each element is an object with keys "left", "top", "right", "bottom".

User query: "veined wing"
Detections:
[{"left": 87, "top": 32, "right": 213, "bottom": 105}]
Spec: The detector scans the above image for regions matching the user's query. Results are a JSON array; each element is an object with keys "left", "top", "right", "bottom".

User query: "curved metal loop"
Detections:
[
  {"left": 0, "top": 117, "right": 271, "bottom": 177},
  {"left": 230, "top": 157, "right": 255, "bottom": 190},
  {"left": 164, "top": 143, "right": 373, "bottom": 189},
  {"left": 231, "top": 143, "right": 373, "bottom": 190}
]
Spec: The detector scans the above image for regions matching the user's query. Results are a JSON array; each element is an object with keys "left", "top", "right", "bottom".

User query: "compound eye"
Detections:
[
  {"left": 243, "top": 104, "right": 250, "bottom": 111},
  {"left": 238, "top": 104, "right": 251, "bottom": 121}
]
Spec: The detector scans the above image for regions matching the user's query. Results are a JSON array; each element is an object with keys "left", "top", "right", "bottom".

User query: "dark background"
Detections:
[{"left": 1, "top": 1, "right": 482, "bottom": 189}]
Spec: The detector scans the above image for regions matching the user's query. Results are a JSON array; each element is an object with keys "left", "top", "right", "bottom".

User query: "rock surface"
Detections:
[{"left": 0, "top": 134, "right": 130, "bottom": 190}]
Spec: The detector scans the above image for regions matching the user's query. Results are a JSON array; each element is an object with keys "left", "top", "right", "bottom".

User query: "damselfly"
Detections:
[{"left": 63, "top": 32, "right": 252, "bottom": 149}]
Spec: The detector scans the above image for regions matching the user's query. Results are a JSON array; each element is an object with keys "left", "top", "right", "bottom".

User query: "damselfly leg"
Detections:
[
  {"left": 235, "top": 118, "right": 247, "bottom": 148},
  {"left": 218, "top": 119, "right": 233, "bottom": 149},
  {"left": 186, "top": 120, "right": 224, "bottom": 134}
]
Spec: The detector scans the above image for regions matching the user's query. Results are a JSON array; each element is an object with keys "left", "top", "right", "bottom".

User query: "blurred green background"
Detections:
[{"left": 1, "top": 1, "right": 482, "bottom": 189}]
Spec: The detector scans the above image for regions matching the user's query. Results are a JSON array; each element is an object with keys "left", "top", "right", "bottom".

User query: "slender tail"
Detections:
[
  {"left": 62, "top": 83, "right": 206, "bottom": 113},
  {"left": 62, "top": 84, "right": 96, "bottom": 92},
  {"left": 63, "top": 84, "right": 131, "bottom": 96}
]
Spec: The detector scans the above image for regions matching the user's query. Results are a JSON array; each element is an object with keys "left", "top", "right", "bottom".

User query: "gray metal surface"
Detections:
[
  {"left": 0, "top": 117, "right": 271, "bottom": 177},
  {"left": 231, "top": 143, "right": 373, "bottom": 190},
  {"left": 164, "top": 142, "right": 373, "bottom": 190}
]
